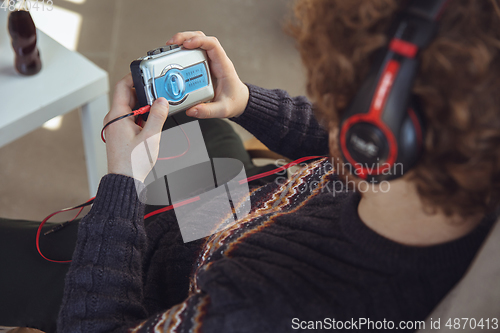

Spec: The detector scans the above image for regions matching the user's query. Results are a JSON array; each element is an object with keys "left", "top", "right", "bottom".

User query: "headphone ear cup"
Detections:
[{"left": 397, "top": 98, "right": 425, "bottom": 173}]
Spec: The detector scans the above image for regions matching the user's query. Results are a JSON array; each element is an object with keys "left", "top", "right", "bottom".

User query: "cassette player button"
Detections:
[
  {"left": 147, "top": 48, "right": 162, "bottom": 56},
  {"left": 160, "top": 44, "right": 180, "bottom": 53}
]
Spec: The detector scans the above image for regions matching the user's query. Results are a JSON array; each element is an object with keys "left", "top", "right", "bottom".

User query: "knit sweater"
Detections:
[{"left": 57, "top": 84, "right": 495, "bottom": 332}]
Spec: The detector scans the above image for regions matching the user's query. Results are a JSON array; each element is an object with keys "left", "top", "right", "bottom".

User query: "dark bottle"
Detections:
[{"left": 8, "top": 10, "right": 42, "bottom": 76}]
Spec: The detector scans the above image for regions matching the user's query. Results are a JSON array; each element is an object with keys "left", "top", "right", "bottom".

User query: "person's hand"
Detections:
[
  {"left": 104, "top": 73, "right": 169, "bottom": 182},
  {"left": 167, "top": 31, "right": 249, "bottom": 119}
]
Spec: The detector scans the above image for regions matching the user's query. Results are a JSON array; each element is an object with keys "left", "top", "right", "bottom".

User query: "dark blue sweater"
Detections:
[{"left": 57, "top": 85, "right": 495, "bottom": 332}]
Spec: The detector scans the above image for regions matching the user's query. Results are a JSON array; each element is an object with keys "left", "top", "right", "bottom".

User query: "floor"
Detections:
[{"left": 0, "top": 0, "right": 307, "bottom": 221}]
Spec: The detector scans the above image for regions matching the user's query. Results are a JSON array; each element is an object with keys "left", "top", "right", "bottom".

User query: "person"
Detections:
[
  {"left": 0, "top": 82, "right": 274, "bottom": 333},
  {"left": 55, "top": 0, "right": 500, "bottom": 332}
]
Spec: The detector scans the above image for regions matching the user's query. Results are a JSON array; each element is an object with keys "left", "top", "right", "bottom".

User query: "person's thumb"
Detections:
[
  {"left": 186, "top": 101, "right": 227, "bottom": 119},
  {"left": 142, "top": 98, "right": 169, "bottom": 137}
]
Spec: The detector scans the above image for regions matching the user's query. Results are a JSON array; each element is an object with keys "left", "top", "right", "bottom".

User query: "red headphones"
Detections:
[{"left": 339, "top": 0, "right": 450, "bottom": 183}]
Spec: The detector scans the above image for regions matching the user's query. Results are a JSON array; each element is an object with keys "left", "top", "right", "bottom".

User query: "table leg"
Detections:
[{"left": 80, "top": 94, "right": 109, "bottom": 196}]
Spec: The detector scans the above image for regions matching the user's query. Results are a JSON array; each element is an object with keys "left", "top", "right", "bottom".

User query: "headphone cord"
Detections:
[
  {"left": 38, "top": 155, "right": 325, "bottom": 264},
  {"left": 41, "top": 106, "right": 326, "bottom": 263}
]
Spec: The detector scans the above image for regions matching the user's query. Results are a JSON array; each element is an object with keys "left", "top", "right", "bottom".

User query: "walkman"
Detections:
[{"left": 130, "top": 44, "right": 215, "bottom": 116}]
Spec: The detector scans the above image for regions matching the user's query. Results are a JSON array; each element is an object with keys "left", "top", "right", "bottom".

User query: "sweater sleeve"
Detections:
[
  {"left": 230, "top": 84, "right": 330, "bottom": 160},
  {"left": 56, "top": 175, "right": 279, "bottom": 333},
  {"left": 57, "top": 174, "right": 148, "bottom": 333}
]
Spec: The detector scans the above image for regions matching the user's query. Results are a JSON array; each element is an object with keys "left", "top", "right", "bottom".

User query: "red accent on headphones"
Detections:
[
  {"left": 355, "top": 166, "right": 368, "bottom": 180},
  {"left": 389, "top": 38, "right": 418, "bottom": 58},
  {"left": 340, "top": 60, "right": 401, "bottom": 176}
]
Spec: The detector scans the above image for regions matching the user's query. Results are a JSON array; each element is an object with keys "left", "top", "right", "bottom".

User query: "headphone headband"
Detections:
[
  {"left": 338, "top": 0, "right": 450, "bottom": 182},
  {"left": 407, "top": 0, "right": 450, "bottom": 21}
]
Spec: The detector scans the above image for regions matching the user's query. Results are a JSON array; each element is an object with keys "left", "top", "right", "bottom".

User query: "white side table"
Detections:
[{"left": 0, "top": 10, "right": 109, "bottom": 196}]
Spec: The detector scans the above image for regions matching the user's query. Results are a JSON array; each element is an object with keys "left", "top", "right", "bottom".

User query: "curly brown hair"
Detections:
[{"left": 286, "top": 0, "right": 500, "bottom": 217}]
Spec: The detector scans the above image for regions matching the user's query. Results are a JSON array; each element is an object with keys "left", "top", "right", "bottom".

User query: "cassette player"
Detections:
[{"left": 130, "top": 44, "right": 215, "bottom": 116}]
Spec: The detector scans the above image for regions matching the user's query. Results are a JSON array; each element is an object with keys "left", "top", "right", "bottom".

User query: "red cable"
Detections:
[
  {"left": 101, "top": 105, "right": 151, "bottom": 143},
  {"left": 240, "top": 155, "right": 324, "bottom": 184},
  {"left": 132, "top": 105, "right": 152, "bottom": 117},
  {"left": 144, "top": 196, "right": 200, "bottom": 219},
  {"left": 100, "top": 105, "right": 191, "bottom": 161},
  {"left": 66, "top": 206, "right": 85, "bottom": 227},
  {"left": 144, "top": 156, "right": 326, "bottom": 220},
  {"left": 48, "top": 107, "right": 326, "bottom": 263},
  {"left": 144, "top": 205, "right": 175, "bottom": 220},
  {"left": 36, "top": 197, "right": 95, "bottom": 264},
  {"left": 157, "top": 123, "right": 191, "bottom": 160}
]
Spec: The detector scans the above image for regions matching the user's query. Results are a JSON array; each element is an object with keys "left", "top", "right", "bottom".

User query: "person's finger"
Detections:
[
  {"left": 103, "top": 74, "right": 139, "bottom": 125},
  {"left": 186, "top": 100, "right": 229, "bottom": 119},
  {"left": 166, "top": 31, "right": 206, "bottom": 45},
  {"left": 140, "top": 98, "right": 169, "bottom": 138},
  {"left": 182, "top": 36, "right": 235, "bottom": 78},
  {"left": 128, "top": 87, "right": 138, "bottom": 109},
  {"left": 110, "top": 73, "right": 135, "bottom": 111},
  {"left": 113, "top": 73, "right": 134, "bottom": 104}
]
